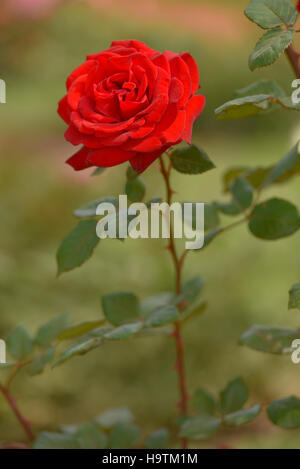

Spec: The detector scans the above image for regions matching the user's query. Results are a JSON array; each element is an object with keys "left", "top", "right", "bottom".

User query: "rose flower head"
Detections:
[{"left": 58, "top": 40, "right": 205, "bottom": 173}]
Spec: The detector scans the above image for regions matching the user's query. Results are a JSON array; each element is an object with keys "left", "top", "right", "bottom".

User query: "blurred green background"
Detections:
[{"left": 1, "top": 0, "right": 300, "bottom": 449}]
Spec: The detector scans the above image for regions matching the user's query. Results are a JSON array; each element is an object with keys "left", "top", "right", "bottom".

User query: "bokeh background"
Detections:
[{"left": 1, "top": 0, "right": 300, "bottom": 449}]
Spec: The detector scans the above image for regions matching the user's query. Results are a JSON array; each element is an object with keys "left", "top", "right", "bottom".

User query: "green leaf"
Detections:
[
  {"left": 104, "top": 322, "right": 143, "bottom": 340},
  {"left": 223, "top": 166, "right": 269, "bottom": 191},
  {"left": 231, "top": 176, "right": 254, "bottom": 210},
  {"left": 235, "top": 79, "right": 286, "bottom": 98},
  {"left": 75, "top": 325, "right": 112, "bottom": 342},
  {"left": 92, "top": 167, "right": 106, "bottom": 176},
  {"left": 57, "top": 319, "right": 106, "bottom": 341},
  {"left": 33, "top": 432, "right": 78, "bottom": 449},
  {"left": 59, "top": 424, "right": 80, "bottom": 434},
  {"left": 109, "top": 423, "right": 140, "bottom": 449},
  {"left": 75, "top": 422, "right": 107, "bottom": 449},
  {"left": 137, "top": 325, "right": 173, "bottom": 337},
  {"left": 57, "top": 220, "right": 100, "bottom": 275},
  {"left": 204, "top": 203, "right": 220, "bottom": 231},
  {"left": 202, "top": 228, "right": 221, "bottom": 249},
  {"left": 125, "top": 178, "right": 146, "bottom": 202},
  {"left": 249, "top": 167, "right": 275, "bottom": 188},
  {"left": 249, "top": 28, "right": 295, "bottom": 71},
  {"left": 193, "top": 388, "right": 216, "bottom": 415},
  {"left": 181, "top": 301, "right": 207, "bottom": 324},
  {"left": 223, "top": 155, "right": 300, "bottom": 192},
  {"left": 289, "top": 283, "right": 300, "bottom": 310},
  {"left": 145, "top": 428, "right": 169, "bottom": 449},
  {"left": 267, "top": 396, "right": 300, "bottom": 428},
  {"left": 145, "top": 304, "right": 179, "bottom": 327},
  {"left": 262, "top": 143, "right": 300, "bottom": 189},
  {"left": 220, "top": 377, "right": 248, "bottom": 414},
  {"left": 277, "top": 96, "right": 300, "bottom": 111},
  {"left": 181, "top": 276, "right": 203, "bottom": 309},
  {"left": 224, "top": 404, "right": 261, "bottom": 426},
  {"left": 141, "top": 292, "right": 175, "bottom": 319},
  {"left": 74, "top": 197, "right": 118, "bottom": 218},
  {"left": 245, "top": 0, "right": 297, "bottom": 29},
  {"left": 216, "top": 79, "right": 300, "bottom": 121},
  {"left": 126, "top": 165, "right": 139, "bottom": 181},
  {"left": 249, "top": 198, "right": 300, "bottom": 240},
  {"left": 29, "top": 346, "right": 55, "bottom": 375},
  {"left": 183, "top": 202, "right": 219, "bottom": 232},
  {"left": 216, "top": 91, "right": 300, "bottom": 121},
  {"left": 52, "top": 337, "right": 102, "bottom": 367},
  {"left": 242, "top": 167, "right": 274, "bottom": 189},
  {"left": 239, "top": 324, "right": 299, "bottom": 354},
  {"left": 125, "top": 166, "right": 146, "bottom": 202},
  {"left": 217, "top": 176, "right": 254, "bottom": 216},
  {"left": 7, "top": 326, "right": 33, "bottom": 360},
  {"left": 102, "top": 292, "right": 140, "bottom": 326},
  {"left": 171, "top": 144, "right": 215, "bottom": 175},
  {"left": 180, "top": 414, "right": 221, "bottom": 440},
  {"left": 95, "top": 407, "right": 134, "bottom": 429},
  {"left": 216, "top": 201, "right": 241, "bottom": 216},
  {"left": 35, "top": 312, "right": 70, "bottom": 346},
  {"left": 215, "top": 94, "right": 272, "bottom": 120}
]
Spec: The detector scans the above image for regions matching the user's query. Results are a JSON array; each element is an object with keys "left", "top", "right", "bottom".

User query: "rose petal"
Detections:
[
  {"left": 137, "top": 67, "right": 170, "bottom": 123},
  {"left": 130, "top": 54, "right": 158, "bottom": 99},
  {"left": 68, "top": 75, "right": 87, "bottom": 110},
  {"left": 57, "top": 95, "right": 70, "bottom": 124},
  {"left": 119, "top": 95, "right": 149, "bottom": 120},
  {"left": 129, "top": 105, "right": 185, "bottom": 152},
  {"left": 87, "top": 147, "right": 135, "bottom": 167},
  {"left": 168, "top": 56, "right": 191, "bottom": 107},
  {"left": 65, "top": 125, "right": 84, "bottom": 145},
  {"left": 66, "top": 60, "right": 96, "bottom": 90},
  {"left": 180, "top": 53, "right": 200, "bottom": 95},
  {"left": 151, "top": 53, "right": 170, "bottom": 74},
  {"left": 78, "top": 96, "right": 117, "bottom": 123},
  {"left": 169, "top": 77, "right": 184, "bottom": 104},
  {"left": 66, "top": 147, "right": 93, "bottom": 171},
  {"left": 110, "top": 40, "right": 155, "bottom": 56},
  {"left": 182, "top": 95, "right": 206, "bottom": 144},
  {"left": 71, "top": 110, "right": 136, "bottom": 135}
]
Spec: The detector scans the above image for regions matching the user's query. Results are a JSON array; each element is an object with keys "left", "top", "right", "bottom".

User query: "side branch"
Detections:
[{"left": 0, "top": 384, "right": 34, "bottom": 442}]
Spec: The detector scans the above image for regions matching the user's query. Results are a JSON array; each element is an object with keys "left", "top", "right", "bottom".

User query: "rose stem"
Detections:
[
  {"left": 0, "top": 363, "right": 34, "bottom": 442},
  {"left": 285, "top": 44, "right": 300, "bottom": 78},
  {"left": 159, "top": 155, "right": 189, "bottom": 450}
]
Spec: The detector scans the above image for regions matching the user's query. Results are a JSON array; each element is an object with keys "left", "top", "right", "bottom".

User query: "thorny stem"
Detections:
[
  {"left": 159, "top": 155, "right": 189, "bottom": 449},
  {"left": 285, "top": 44, "right": 300, "bottom": 79},
  {"left": 158, "top": 152, "right": 256, "bottom": 449},
  {"left": 0, "top": 361, "right": 34, "bottom": 443}
]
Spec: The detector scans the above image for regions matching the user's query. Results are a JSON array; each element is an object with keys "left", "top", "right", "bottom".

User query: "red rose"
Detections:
[
  {"left": 58, "top": 40, "right": 205, "bottom": 173},
  {"left": 297, "top": 1, "right": 300, "bottom": 12}
]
